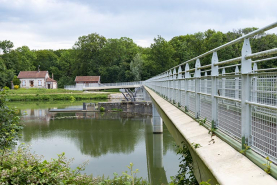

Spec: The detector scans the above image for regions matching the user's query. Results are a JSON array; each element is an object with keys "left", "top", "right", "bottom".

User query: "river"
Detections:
[{"left": 8, "top": 101, "right": 180, "bottom": 185}]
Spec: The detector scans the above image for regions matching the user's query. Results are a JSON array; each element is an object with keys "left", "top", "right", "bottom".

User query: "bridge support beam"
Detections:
[{"left": 152, "top": 104, "right": 163, "bottom": 134}]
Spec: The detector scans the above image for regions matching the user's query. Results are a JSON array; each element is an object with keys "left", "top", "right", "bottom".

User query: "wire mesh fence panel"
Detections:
[
  {"left": 168, "top": 81, "right": 171, "bottom": 100},
  {"left": 200, "top": 77, "right": 212, "bottom": 95},
  {"left": 200, "top": 79, "right": 207, "bottom": 93},
  {"left": 218, "top": 77, "right": 241, "bottom": 99},
  {"left": 200, "top": 94, "right": 212, "bottom": 124},
  {"left": 188, "top": 79, "right": 195, "bottom": 91},
  {"left": 251, "top": 105, "right": 277, "bottom": 163},
  {"left": 218, "top": 99, "right": 242, "bottom": 141},
  {"left": 251, "top": 74, "right": 277, "bottom": 106},
  {"left": 207, "top": 78, "right": 212, "bottom": 95},
  {"left": 171, "top": 80, "right": 174, "bottom": 102},
  {"left": 188, "top": 92, "right": 196, "bottom": 117},
  {"left": 175, "top": 80, "right": 179, "bottom": 104},
  {"left": 180, "top": 80, "right": 186, "bottom": 110}
]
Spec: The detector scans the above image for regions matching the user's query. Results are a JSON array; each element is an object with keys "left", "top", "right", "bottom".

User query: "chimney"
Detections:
[
  {"left": 38, "top": 65, "right": 40, "bottom": 72},
  {"left": 52, "top": 73, "right": 54, "bottom": 80}
]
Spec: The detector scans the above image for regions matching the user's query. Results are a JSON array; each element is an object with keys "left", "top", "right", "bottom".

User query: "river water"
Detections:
[{"left": 9, "top": 101, "right": 180, "bottom": 185}]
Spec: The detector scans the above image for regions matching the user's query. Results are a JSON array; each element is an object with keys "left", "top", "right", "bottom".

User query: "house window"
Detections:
[
  {"left": 38, "top": 80, "right": 42, "bottom": 86},
  {"left": 22, "top": 80, "right": 26, "bottom": 86}
]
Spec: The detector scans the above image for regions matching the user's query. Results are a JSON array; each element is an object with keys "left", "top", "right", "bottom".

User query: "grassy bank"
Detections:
[
  {"left": 7, "top": 93, "right": 108, "bottom": 101},
  {"left": 5, "top": 88, "right": 110, "bottom": 101},
  {"left": 6, "top": 88, "right": 84, "bottom": 95}
]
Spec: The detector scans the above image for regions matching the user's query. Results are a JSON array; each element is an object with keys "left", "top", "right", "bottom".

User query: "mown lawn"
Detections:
[{"left": 6, "top": 88, "right": 83, "bottom": 95}]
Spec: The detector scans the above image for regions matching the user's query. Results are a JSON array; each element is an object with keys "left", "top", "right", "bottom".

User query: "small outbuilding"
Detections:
[
  {"left": 75, "top": 76, "right": 100, "bottom": 87},
  {"left": 18, "top": 71, "right": 57, "bottom": 89}
]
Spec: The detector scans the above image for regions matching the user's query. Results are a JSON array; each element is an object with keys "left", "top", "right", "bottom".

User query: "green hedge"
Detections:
[{"left": 7, "top": 94, "right": 108, "bottom": 101}]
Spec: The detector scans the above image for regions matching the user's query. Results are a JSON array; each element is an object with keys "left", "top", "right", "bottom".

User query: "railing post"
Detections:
[
  {"left": 168, "top": 70, "right": 172, "bottom": 101},
  {"left": 204, "top": 71, "right": 208, "bottom": 94},
  {"left": 185, "top": 64, "right": 190, "bottom": 111},
  {"left": 241, "top": 38, "right": 252, "bottom": 148},
  {"left": 195, "top": 59, "right": 201, "bottom": 118},
  {"left": 173, "top": 68, "right": 177, "bottom": 104},
  {"left": 178, "top": 66, "right": 182, "bottom": 107},
  {"left": 252, "top": 63, "right": 258, "bottom": 103},
  {"left": 211, "top": 52, "right": 219, "bottom": 128},
  {"left": 222, "top": 68, "right": 226, "bottom": 97},
  {"left": 166, "top": 71, "right": 169, "bottom": 100},
  {"left": 235, "top": 66, "right": 240, "bottom": 99}
]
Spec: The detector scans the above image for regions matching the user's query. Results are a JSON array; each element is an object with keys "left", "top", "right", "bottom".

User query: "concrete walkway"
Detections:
[
  {"left": 83, "top": 85, "right": 140, "bottom": 91},
  {"left": 145, "top": 86, "right": 277, "bottom": 185}
]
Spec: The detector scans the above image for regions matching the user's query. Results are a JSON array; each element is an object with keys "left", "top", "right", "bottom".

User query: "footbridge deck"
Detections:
[
  {"left": 145, "top": 86, "right": 277, "bottom": 185},
  {"left": 83, "top": 84, "right": 141, "bottom": 91}
]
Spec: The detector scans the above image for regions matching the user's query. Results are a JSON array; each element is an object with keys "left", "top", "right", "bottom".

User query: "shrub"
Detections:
[
  {"left": 3, "top": 86, "right": 10, "bottom": 90},
  {"left": 0, "top": 145, "right": 149, "bottom": 185},
  {"left": 0, "top": 90, "right": 23, "bottom": 154},
  {"left": 100, "top": 107, "right": 105, "bottom": 112},
  {"left": 0, "top": 145, "right": 95, "bottom": 184},
  {"left": 14, "top": 85, "right": 19, "bottom": 89},
  {"left": 70, "top": 95, "right": 76, "bottom": 102}
]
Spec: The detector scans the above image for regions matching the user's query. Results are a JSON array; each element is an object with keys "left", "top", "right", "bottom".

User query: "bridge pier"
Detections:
[
  {"left": 153, "top": 133, "right": 163, "bottom": 168},
  {"left": 152, "top": 105, "right": 163, "bottom": 134}
]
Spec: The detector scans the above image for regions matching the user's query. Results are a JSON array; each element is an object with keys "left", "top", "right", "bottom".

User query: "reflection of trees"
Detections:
[
  {"left": 163, "top": 124, "right": 177, "bottom": 154},
  {"left": 20, "top": 114, "right": 148, "bottom": 157}
]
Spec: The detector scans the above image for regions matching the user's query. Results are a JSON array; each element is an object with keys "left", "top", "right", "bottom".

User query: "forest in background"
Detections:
[{"left": 0, "top": 27, "right": 277, "bottom": 88}]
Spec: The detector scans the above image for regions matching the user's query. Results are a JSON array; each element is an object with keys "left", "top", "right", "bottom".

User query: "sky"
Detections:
[{"left": 0, "top": 0, "right": 277, "bottom": 50}]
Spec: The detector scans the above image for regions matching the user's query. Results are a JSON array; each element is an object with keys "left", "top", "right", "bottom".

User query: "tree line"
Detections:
[{"left": 0, "top": 27, "right": 277, "bottom": 88}]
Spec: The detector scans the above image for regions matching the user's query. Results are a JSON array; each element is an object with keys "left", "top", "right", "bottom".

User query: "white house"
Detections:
[
  {"left": 18, "top": 71, "right": 57, "bottom": 89},
  {"left": 75, "top": 76, "right": 100, "bottom": 88}
]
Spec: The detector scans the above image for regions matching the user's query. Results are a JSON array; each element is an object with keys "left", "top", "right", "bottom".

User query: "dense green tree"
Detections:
[
  {"left": 73, "top": 33, "right": 107, "bottom": 76},
  {"left": 0, "top": 40, "right": 14, "bottom": 54},
  {"left": 0, "top": 58, "right": 14, "bottom": 88},
  {"left": 12, "top": 75, "right": 21, "bottom": 86},
  {"left": 14, "top": 46, "right": 36, "bottom": 73},
  {"left": 130, "top": 53, "right": 143, "bottom": 81},
  {"left": 149, "top": 35, "right": 175, "bottom": 74}
]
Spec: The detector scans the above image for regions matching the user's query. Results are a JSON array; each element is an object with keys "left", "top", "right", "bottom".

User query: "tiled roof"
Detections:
[
  {"left": 75, "top": 76, "right": 100, "bottom": 82},
  {"left": 18, "top": 71, "right": 48, "bottom": 78},
  {"left": 46, "top": 78, "right": 56, "bottom": 82}
]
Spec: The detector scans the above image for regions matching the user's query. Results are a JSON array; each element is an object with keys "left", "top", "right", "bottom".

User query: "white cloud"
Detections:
[{"left": 0, "top": 0, "right": 276, "bottom": 49}]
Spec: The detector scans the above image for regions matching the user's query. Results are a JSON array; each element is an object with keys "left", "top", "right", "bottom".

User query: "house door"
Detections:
[
  {"left": 30, "top": 81, "right": 34, "bottom": 87},
  {"left": 48, "top": 84, "right": 50, "bottom": 89}
]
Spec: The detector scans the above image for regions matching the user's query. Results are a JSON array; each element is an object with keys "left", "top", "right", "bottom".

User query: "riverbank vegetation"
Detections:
[
  {"left": 6, "top": 93, "right": 108, "bottom": 101},
  {"left": 0, "top": 145, "right": 149, "bottom": 185},
  {"left": 170, "top": 142, "right": 198, "bottom": 185},
  {"left": 1, "top": 28, "right": 277, "bottom": 89}
]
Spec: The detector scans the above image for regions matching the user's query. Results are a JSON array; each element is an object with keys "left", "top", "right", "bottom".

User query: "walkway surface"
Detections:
[
  {"left": 83, "top": 85, "right": 140, "bottom": 91},
  {"left": 145, "top": 86, "right": 277, "bottom": 185}
]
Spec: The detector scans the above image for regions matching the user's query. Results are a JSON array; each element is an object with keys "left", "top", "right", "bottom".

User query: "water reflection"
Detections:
[{"left": 14, "top": 103, "right": 179, "bottom": 184}]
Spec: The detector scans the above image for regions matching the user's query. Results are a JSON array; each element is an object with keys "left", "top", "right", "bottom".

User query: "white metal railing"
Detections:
[
  {"left": 100, "top": 81, "right": 143, "bottom": 87},
  {"left": 145, "top": 22, "right": 277, "bottom": 163},
  {"left": 64, "top": 83, "right": 100, "bottom": 90},
  {"left": 64, "top": 81, "right": 143, "bottom": 90}
]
